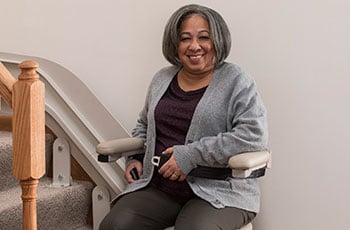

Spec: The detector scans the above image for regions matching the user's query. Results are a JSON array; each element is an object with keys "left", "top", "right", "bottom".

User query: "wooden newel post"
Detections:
[{"left": 12, "top": 60, "right": 45, "bottom": 230}]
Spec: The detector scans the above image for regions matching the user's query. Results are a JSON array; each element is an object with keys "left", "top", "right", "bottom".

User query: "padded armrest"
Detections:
[
  {"left": 96, "top": 137, "right": 145, "bottom": 162},
  {"left": 96, "top": 137, "right": 271, "bottom": 179},
  {"left": 228, "top": 150, "right": 271, "bottom": 178}
]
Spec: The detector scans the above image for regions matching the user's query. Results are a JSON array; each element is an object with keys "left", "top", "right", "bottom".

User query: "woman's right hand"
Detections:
[{"left": 124, "top": 160, "right": 143, "bottom": 183}]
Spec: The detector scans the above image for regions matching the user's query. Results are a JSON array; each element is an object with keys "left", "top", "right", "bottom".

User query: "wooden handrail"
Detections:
[
  {"left": 0, "top": 60, "right": 46, "bottom": 230},
  {"left": 0, "top": 62, "right": 17, "bottom": 106}
]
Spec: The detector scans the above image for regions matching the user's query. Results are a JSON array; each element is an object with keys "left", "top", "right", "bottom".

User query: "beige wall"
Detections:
[{"left": 1, "top": 0, "right": 349, "bottom": 229}]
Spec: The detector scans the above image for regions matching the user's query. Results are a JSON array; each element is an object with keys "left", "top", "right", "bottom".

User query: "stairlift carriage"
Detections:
[{"left": 94, "top": 137, "right": 271, "bottom": 230}]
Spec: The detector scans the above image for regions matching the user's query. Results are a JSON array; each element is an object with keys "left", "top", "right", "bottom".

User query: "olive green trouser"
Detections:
[{"left": 99, "top": 185, "right": 255, "bottom": 230}]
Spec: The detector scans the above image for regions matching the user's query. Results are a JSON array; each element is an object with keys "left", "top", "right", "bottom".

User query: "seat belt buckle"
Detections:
[{"left": 151, "top": 153, "right": 172, "bottom": 168}]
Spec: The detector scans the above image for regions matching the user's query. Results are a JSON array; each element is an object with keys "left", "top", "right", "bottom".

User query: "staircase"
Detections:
[
  {"left": 0, "top": 128, "right": 93, "bottom": 230},
  {"left": 0, "top": 130, "right": 94, "bottom": 230},
  {"left": 0, "top": 53, "right": 131, "bottom": 230}
]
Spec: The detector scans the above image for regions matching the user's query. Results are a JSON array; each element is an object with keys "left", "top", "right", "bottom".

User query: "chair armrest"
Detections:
[
  {"left": 96, "top": 137, "right": 145, "bottom": 162},
  {"left": 228, "top": 150, "right": 271, "bottom": 178}
]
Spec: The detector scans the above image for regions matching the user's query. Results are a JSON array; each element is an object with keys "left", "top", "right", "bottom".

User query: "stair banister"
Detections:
[{"left": 9, "top": 60, "right": 45, "bottom": 230}]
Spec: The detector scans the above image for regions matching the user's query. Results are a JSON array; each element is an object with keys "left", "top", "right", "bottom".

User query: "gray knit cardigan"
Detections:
[{"left": 114, "top": 62, "right": 268, "bottom": 213}]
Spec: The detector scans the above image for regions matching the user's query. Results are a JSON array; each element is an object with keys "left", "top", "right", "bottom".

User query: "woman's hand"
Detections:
[
  {"left": 158, "top": 147, "right": 186, "bottom": 181},
  {"left": 124, "top": 160, "right": 143, "bottom": 183}
]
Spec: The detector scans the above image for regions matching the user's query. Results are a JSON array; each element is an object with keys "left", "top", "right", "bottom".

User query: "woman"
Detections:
[{"left": 100, "top": 4, "right": 268, "bottom": 230}]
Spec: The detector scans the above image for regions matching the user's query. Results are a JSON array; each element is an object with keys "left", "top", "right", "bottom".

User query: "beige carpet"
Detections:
[{"left": 0, "top": 131, "right": 93, "bottom": 230}]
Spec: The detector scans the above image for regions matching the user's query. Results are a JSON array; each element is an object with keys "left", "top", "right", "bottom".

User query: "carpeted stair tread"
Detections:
[
  {"left": 0, "top": 131, "right": 54, "bottom": 191},
  {"left": 0, "top": 130, "right": 94, "bottom": 229},
  {"left": 0, "top": 131, "right": 54, "bottom": 175},
  {"left": 0, "top": 131, "right": 12, "bottom": 176},
  {"left": 0, "top": 177, "right": 93, "bottom": 230},
  {"left": 0, "top": 174, "right": 20, "bottom": 191},
  {"left": 0, "top": 131, "right": 19, "bottom": 191}
]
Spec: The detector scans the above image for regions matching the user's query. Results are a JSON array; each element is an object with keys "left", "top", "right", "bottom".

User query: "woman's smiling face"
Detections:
[{"left": 177, "top": 14, "right": 216, "bottom": 76}]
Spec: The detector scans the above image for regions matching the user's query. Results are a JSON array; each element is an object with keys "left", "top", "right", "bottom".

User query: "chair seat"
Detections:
[
  {"left": 240, "top": 222, "right": 253, "bottom": 230},
  {"left": 164, "top": 222, "right": 252, "bottom": 230}
]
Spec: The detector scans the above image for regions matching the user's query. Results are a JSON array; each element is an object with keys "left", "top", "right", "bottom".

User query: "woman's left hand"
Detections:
[{"left": 158, "top": 147, "right": 186, "bottom": 181}]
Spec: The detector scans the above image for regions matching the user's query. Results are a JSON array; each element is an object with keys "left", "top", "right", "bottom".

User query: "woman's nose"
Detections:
[{"left": 189, "top": 39, "right": 201, "bottom": 51}]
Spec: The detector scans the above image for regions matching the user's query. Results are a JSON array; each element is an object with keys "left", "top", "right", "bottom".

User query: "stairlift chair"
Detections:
[{"left": 96, "top": 137, "right": 271, "bottom": 230}]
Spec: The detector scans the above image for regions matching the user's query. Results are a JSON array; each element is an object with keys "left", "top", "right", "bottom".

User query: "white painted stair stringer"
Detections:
[{"left": 0, "top": 52, "right": 128, "bottom": 198}]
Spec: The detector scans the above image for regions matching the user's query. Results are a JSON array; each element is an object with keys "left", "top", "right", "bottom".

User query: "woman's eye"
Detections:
[
  {"left": 180, "top": 37, "right": 190, "bottom": 41},
  {"left": 199, "top": 36, "right": 210, "bottom": 40}
]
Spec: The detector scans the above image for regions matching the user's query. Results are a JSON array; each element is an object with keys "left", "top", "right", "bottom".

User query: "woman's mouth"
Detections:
[{"left": 188, "top": 54, "right": 203, "bottom": 62}]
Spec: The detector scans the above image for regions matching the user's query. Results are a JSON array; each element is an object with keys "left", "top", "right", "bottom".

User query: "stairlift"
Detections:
[{"left": 93, "top": 137, "right": 271, "bottom": 230}]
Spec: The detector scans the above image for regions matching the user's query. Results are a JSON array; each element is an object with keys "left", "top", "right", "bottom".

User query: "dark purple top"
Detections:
[{"left": 151, "top": 75, "right": 207, "bottom": 203}]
